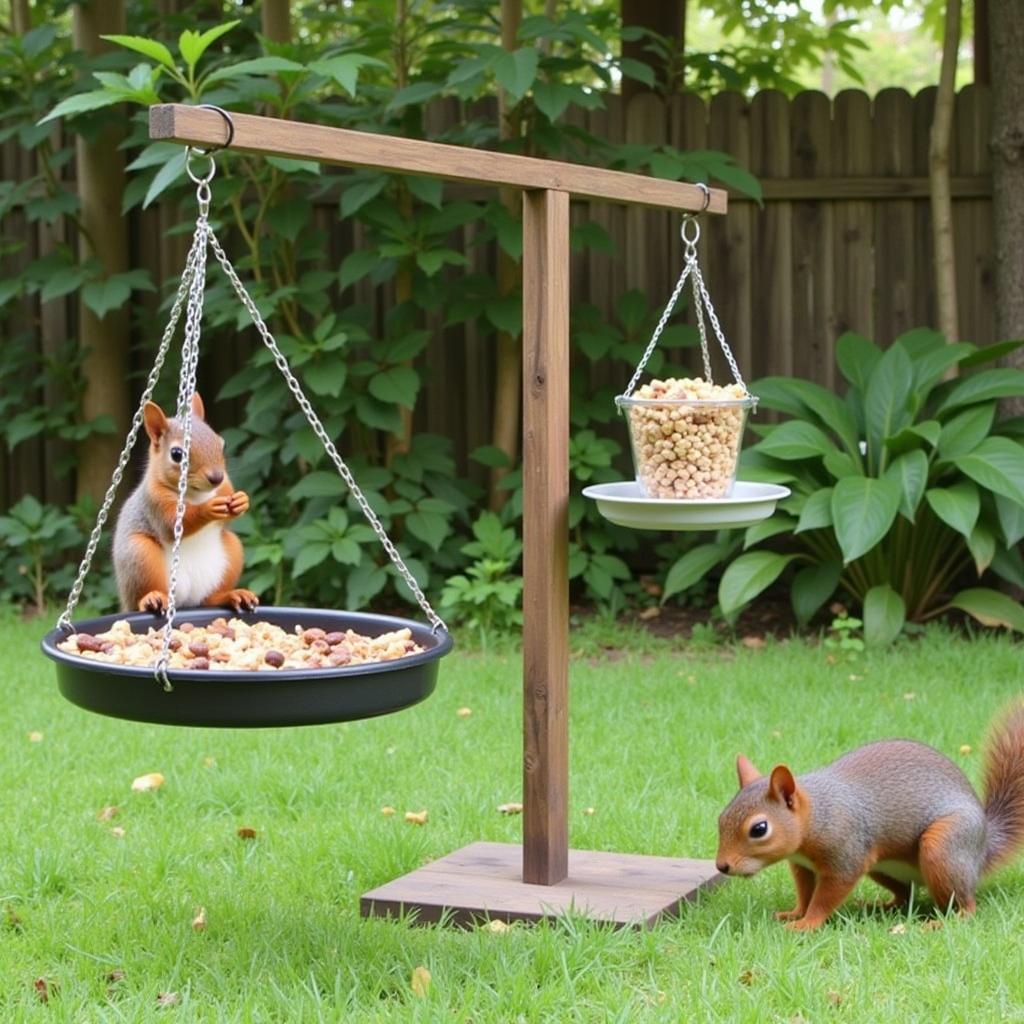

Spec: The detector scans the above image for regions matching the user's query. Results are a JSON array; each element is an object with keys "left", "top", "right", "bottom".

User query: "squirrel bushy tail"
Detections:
[{"left": 982, "top": 702, "right": 1024, "bottom": 873}]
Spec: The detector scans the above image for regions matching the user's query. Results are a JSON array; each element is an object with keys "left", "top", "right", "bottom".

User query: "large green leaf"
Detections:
[
  {"left": 39, "top": 90, "right": 123, "bottom": 123},
  {"left": 955, "top": 437, "right": 1024, "bottom": 506},
  {"left": 493, "top": 47, "right": 539, "bottom": 100},
  {"left": 884, "top": 420, "right": 941, "bottom": 456},
  {"left": 992, "top": 547, "right": 1024, "bottom": 590},
  {"left": 863, "top": 583, "right": 906, "bottom": 647},
  {"left": 911, "top": 342, "right": 975, "bottom": 395},
  {"left": 949, "top": 588, "right": 1024, "bottom": 632},
  {"left": 823, "top": 450, "right": 860, "bottom": 480},
  {"left": 935, "top": 368, "right": 1024, "bottom": 416},
  {"left": 925, "top": 482, "right": 980, "bottom": 540},
  {"left": 958, "top": 338, "right": 1024, "bottom": 369},
  {"left": 795, "top": 488, "right": 833, "bottom": 533},
  {"left": 967, "top": 523, "right": 996, "bottom": 576},
  {"left": 836, "top": 332, "right": 882, "bottom": 391},
  {"left": 719, "top": 552, "right": 798, "bottom": 621},
  {"left": 995, "top": 492, "right": 1024, "bottom": 547},
  {"left": 831, "top": 476, "right": 901, "bottom": 564},
  {"left": 661, "top": 543, "right": 728, "bottom": 603},
  {"left": 791, "top": 561, "right": 841, "bottom": 627},
  {"left": 754, "top": 377, "right": 860, "bottom": 458},
  {"left": 885, "top": 449, "right": 929, "bottom": 521},
  {"left": 864, "top": 343, "right": 914, "bottom": 472},
  {"left": 937, "top": 403, "right": 996, "bottom": 458},
  {"left": 743, "top": 514, "right": 797, "bottom": 549},
  {"left": 755, "top": 420, "right": 837, "bottom": 461},
  {"left": 288, "top": 471, "right": 346, "bottom": 500},
  {"left": 100, "top": 34, "right": 176, "bottom": 69}
]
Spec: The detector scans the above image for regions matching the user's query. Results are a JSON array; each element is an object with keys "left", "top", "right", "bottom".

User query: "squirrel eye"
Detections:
[
  {"left": 170, "top": 446, "right": 184, "bottom": 464},
  {"left": 749, "top": 820, "right": 769, "bottom": 839}
]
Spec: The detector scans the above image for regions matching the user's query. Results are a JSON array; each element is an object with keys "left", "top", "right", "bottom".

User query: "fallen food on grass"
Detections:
[{"left": 57, "top": 616, "right": 423, "bottom": 671}]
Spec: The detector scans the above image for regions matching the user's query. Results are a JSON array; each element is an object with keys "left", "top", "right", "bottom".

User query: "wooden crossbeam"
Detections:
[{"left": 150, "top": 104, "right": 728, "bottom": 213}]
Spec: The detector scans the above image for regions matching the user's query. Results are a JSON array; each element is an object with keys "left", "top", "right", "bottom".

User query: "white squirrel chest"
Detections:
[{"left": 162, "top": 523, "right": 227, "bottom": 606}]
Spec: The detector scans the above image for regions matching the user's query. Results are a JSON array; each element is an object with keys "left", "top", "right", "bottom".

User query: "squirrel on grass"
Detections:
[
  {"left": 715, "top": 705, "right": 1024, "bottom": 930},
  {"left": 113, "top": 393, "right": 258, "bottom": 615}
]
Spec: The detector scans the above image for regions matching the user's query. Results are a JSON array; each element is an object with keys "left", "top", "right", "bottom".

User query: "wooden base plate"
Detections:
[{"left": 360, "top": 841, "right": 724, "bottom": 928}]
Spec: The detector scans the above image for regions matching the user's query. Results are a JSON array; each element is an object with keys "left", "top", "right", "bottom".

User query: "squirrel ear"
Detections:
[
  {"left": 736, "top": 754, "right": 762, "bottom": 788},
  {"left": 143, "top": 401, "right": 168, "bottom": 443},
  {"left": 190, "top": 392, "right": 205, "bottom": 421},
  {"left": 768, "top": 765, "right": 798, "bottom": 809}
]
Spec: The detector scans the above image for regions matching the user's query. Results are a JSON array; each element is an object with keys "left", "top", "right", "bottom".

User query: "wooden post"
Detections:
[{"left": 521, "top": 189, "right": 570, "bottom": 885}]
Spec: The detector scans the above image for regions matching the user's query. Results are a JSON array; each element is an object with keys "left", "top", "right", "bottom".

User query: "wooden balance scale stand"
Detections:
[{"left": 151, "top": 103, "right": 729, "bottom": 927}]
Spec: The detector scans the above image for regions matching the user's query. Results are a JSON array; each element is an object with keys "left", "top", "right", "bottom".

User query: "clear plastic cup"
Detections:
[{"left": 615, "top": 393, "right": 758, "bottom": 499}]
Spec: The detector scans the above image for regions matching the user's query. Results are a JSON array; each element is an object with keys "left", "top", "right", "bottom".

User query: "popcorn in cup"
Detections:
[{"left": 615, "top": 377, "right": 757, "bottom": 499}]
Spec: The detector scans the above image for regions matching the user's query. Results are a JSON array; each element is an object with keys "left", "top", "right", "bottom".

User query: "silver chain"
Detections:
[
  {"left": 155, "top": 200, "right": 209, "bottom": 691},
  {"left": 621, "top": 215, "right": 746, "bottom": 398},
  {"left": 206, "top": 230, "right": 447, "bottom": 633},
  {"left": 56, "top": 228, "right": 207, "bottom": 634}
]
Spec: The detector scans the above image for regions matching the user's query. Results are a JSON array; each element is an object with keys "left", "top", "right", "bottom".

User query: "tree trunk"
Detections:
[
  {"left": 11, "top": 0, "right": 29, "bottom": 32},
  {"left": 261, "top": 0, "right": 291, "bottom": 44},
  {"left": 990, "top": 0, "right": 1024, "bottom": 414},
  {"left": 620, "top": 0, "right": 685, "bottom": 100},
  {"left": 72, "top": 1, "right": 131, "bottom": 504},
  {"left": 489, "top": 0, "right": 524, "bottom": 508},
  {"left": 929, "top": 0, "right": 961, "bottom": 345}
]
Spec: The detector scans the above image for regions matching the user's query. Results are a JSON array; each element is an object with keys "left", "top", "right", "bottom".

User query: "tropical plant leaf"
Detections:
[
  {"left": 955, "top": 438, "right": 1024, "bottom": 506},
  {"left": 958, "top": 338, "right": 1024, "bottom": 369},
  {"left": 949, "top": 588, "right": 1024, "bottom": 632},
  {"left": 885, "top": 449, "right": 928, "bottom": 521},
  {"left": 995, "top": 492, "right": 1024, "bottom": 547},
  {"left": 935, "top": 368, "right": 1024, "bottom": 416},
  {"left": 835, "top": 332, "right": 882, "bottom": 391},
  {"left": 662, "top": 542, "right": 728, "bottom": 603},
  {"left": 967, "top": 523, "right": 996, "bottom": 576},
  {"left": 718, "top": 552, "right": 798, "bottom": 621},
  {"left": 795, "top": 488, "right": 833, "bottom": 533},
  {"left": 925, "top": 482, "right": 980, "bottom": 540},
  {"left": 863, "top": 583, "right": 905, "bottom": 647},
  {"left": 884, "top": 420, "right": 941, "bottom": 456},
  {"left": 755, "top": 420, "right": 837, "bottom": 461},
  {"left": 864, "top": 343, "right": 914, "bottom": 472},
  {"left": 831, "top": 476, "right": 901, "bottom": 564},
  {"left": 791, "top": 561, "right": 841, "bottom": 627},
  {"left": 754, "top": 377, "right": 860, "bottom": 458},
  {"left": 937, "top": 403, "right": 996, "bottom": 459},
  {"left": 743, "top": 514, "right": 797, "bottom": 549}
]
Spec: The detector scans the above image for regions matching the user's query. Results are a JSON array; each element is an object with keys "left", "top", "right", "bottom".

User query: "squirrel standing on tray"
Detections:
[
  {"left": 113, "top": 393, "right": 259, "bottom": 615},
  {"left": 715, "top": 705, "right": 1024, "bottom": 929}
]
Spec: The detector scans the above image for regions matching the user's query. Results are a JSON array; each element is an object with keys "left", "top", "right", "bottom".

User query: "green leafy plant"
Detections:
[
  {"left": 0, "top": 496, "right": 81, "bottom": 614},
  {"left": 822, "top": 612, "right": 865, "bottom": 658},
  {"left": 701, "top": 328, "right": 1024, "bottom": 643},
  {"left": 440, "top": 512, "right": 523, "bottom": 641}
]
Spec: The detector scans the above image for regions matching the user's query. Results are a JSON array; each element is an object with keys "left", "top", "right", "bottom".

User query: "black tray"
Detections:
[{"left": 41, "top": 606, "right": 453, "bottom": 728}]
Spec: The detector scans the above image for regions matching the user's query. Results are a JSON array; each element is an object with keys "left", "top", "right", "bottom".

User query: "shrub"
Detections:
[{"left": 683, "top": 328, "right": 1024, "bottom": 644}]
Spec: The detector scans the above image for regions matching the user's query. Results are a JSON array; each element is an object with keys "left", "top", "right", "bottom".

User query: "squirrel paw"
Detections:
[
  {"left": 138, "top": 590, "right": 169, "bottom": 614},
  {"left": 224, "top": 588, "right": 259, "bottom": 613},
  {"left": 227, "top": 490, "right": 249, "bottom": 517},
  {"left": 207, "top": 495, "right": 234, "bottom": 520},
  {"left": 773, "top": 909, "right": 805, "bottom": 922},
  {"left": 784, "top": 917, "right": 826, "bottom": 932}
]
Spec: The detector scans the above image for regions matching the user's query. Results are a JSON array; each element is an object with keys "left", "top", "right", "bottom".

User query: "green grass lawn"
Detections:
[{"left": 3, "top": 611, "right": 1024, "bottom": 1022}]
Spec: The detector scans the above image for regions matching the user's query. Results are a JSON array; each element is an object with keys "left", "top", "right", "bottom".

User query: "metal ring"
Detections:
[
  {"left": 193, "top": 104, "right": 235, "bottom": 155},
  {"left": 681, "top": 216, "right": 701, "bottom": 246},
  {"left": 185, "top": 147, "right": 216, "bottom": 185}
]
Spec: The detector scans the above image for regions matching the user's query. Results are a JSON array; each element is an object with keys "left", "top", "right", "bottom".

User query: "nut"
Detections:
[
  {"left": 75, "top": 633, "right": 102, "bottom": 653},
  {"left": 190, "top": 657, "right": 210, "bottom": 670},
  {"left": 264, "top": 650, "right": 285, "bottom": 668},
  {"left": 188, "top": 641, "right": 209, "bottom": 658}
]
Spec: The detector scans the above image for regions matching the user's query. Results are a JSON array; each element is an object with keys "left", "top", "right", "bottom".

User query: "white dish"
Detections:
[{"left": 581, "top": 480, "right": 792, "bottom": 532}]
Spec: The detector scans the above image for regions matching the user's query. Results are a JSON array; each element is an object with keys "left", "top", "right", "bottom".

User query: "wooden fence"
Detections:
[{"left": 0, "top": 85, "right": 995, "bottom": 509}]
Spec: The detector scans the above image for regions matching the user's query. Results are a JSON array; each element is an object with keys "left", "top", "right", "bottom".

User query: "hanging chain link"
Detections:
[
  {"left": 154, "top": 198, "right": 209, "bottom": 691},
  {"left": 620, "top": 213, "right": 747, "bottom": 399},
  {"left": 206, "top": 230, "right": 448, "bottom": 634},
  {"left": 56, "top": 228, "right": 207, "bottom": 634}
]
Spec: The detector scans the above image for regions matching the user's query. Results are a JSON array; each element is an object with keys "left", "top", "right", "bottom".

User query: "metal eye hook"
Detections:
[{"left": 192, "top": 103, "right": 235, "bottom": 155}]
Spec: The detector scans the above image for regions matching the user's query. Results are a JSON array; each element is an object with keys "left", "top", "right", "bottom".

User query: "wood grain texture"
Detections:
[
  {"left": 149, "top": 104, "right": 728, "bottom": 213},
  {"left": 521, "top": 190, "right": 570, "bottom": 885},
  {"left": 360, "top": 842, "right": 724, "bottom": 927}
]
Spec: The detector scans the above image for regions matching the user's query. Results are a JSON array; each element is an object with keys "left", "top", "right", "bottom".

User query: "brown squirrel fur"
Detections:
[
  {"left": 716, "top": 704, "right": 1024, "bottom": 929},
  {"left": 112, "top": 393, "right": 258, "bottom": 614}
]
